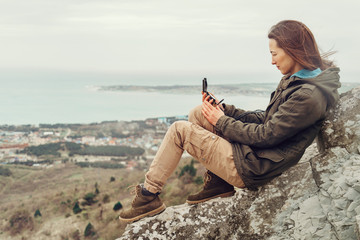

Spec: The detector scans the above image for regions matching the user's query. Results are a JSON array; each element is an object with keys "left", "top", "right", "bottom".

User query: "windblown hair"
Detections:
[{"left": 268, "top": 20, "right": 335, "bottom": 70}]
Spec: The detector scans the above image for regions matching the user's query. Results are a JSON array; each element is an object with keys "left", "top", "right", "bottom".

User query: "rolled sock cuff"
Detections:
[{"left": 141, "top": 183, "right": 160, "bottom": 196}]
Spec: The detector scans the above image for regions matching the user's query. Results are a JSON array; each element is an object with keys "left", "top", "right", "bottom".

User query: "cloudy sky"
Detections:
[{"left": 1, "top": 0, "right": 359, "bottom": 83}]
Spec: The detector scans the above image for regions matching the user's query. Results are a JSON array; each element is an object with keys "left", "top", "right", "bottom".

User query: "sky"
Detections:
[{"left": 0, "top": 0, "right": 360, "bottom": 83}]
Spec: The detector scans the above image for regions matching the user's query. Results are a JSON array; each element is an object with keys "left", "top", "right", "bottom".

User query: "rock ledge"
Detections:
[{"left": 118, "top": 86, "right": 360, "bottom": 240}]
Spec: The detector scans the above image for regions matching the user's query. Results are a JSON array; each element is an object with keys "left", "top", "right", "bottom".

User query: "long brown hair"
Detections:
[{"left": 268, "top": 20, "right": 334, "bottom": 70}]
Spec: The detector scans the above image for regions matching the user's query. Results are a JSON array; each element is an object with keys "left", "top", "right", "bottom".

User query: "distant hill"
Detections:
[
  {"left": 98, "top": 82, "right": 359, "bottom": 96},
  {"left": 98, "top": 83, "right": 278, "bottom": 97}
]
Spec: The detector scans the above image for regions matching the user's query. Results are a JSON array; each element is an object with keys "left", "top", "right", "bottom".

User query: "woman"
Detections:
[{"left": 119, "top": 20, "right": 341, "bottom": 223}]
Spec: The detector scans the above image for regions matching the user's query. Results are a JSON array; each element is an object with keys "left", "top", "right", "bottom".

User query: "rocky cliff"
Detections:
[{"left": 118, "top": 86, "right": 360, "bottom": 240}]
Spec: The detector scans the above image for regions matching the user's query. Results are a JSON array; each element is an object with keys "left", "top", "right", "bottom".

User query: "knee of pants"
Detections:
[
  {"left": 188, "top": 105, "right": 202, "bottom": 124},
  {"left": 169, "top": 120, "right": 189, "bottom": 136}
]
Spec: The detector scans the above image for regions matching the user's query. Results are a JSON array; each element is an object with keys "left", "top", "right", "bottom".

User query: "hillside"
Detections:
[{"left": 0, "top": 157, "right": 205, "bottom": 239}]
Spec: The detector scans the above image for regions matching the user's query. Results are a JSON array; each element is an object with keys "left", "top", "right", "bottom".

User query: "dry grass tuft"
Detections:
[{"left": 7, "top": 209, "right": 34, "bottom": 236}]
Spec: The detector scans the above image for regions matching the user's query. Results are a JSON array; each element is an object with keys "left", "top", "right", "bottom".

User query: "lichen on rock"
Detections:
[{"left": 117, "top": 86, "right": 360, "bottom": 240}]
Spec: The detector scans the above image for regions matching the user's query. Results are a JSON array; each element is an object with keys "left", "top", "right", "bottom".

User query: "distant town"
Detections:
[{"left": 0, "top": 115, "right": 188, "bottom": 170}]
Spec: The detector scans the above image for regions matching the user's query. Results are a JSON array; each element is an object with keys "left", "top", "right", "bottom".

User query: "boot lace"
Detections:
[{"left": 127, "top": 184, "right": 140, "bottom": 205}]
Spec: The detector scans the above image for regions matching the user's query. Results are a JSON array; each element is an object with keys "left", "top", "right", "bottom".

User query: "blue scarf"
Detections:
[{"left": 291, "top": 68, "right": 322, "bottom": 79}]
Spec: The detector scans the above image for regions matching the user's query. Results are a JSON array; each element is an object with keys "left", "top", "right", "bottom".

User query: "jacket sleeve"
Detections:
[
  {"left": 223, "top": 104, "right": 265, "bottom": 124},
  {"left": 215, "top": 88, "right": 326, "bottom": 148}
]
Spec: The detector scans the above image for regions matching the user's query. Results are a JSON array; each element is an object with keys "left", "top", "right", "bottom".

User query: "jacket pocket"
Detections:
[{"left": 254, "top": 149, "right": 284, "bottom": 162}]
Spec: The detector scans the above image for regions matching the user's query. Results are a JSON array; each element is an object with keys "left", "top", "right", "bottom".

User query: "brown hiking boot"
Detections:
[
  {"left": 119, "top": 185, "right": 166, "bottom": 223},
  {"left": 186, "top": 171, "right": 235, "bottom": 204}
]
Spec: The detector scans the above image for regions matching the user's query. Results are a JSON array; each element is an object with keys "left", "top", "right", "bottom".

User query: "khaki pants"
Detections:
[{"left": 144, "top": 105, "right": 245, "bottom": 193}]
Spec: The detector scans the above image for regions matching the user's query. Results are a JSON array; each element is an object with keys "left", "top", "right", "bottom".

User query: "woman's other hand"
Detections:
[{"left": 201, "top": 95, "right": 225, "bottom": 126}]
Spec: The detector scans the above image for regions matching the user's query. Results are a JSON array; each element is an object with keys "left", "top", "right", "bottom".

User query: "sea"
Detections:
[{"left": 0, "top": 70, "right": 357, "bottom": 125}]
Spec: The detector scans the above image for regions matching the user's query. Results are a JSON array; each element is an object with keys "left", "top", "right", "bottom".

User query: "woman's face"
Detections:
[{"left": 269, "top": 39, "right": 302, "bottom": 76}]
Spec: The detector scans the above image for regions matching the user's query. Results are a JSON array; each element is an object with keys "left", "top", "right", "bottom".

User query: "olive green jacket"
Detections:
[{"left": 215, "top": 67, "right": 341, "bottom": 188}]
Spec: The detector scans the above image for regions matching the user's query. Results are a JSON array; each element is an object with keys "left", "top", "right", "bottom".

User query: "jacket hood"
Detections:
[{"left": 297, "top": 67, "right": 341, "bottom": 109}]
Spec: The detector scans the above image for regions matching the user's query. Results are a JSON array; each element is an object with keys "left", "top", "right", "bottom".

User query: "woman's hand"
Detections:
[
  {"left": 202, "top": 91, "right": 218, "bottom": 104},
  {"left": 201, "top": 94, "right": 225, "bottom": 126},
  {"left": 202, "top": 92, "right": 225, "bottom": 110}
]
